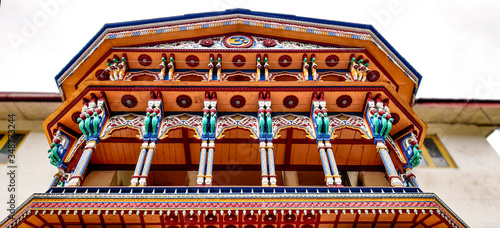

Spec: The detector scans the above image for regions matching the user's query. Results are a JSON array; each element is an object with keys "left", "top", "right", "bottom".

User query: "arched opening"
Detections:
[
  {"left": 273, "top": 75, "right": 300, "bottom": 81},
  {"left": 226, "top": 75, "right": 252, "bottom": 81},
  {"left": 178, "top": 75, "right": 205, "bottom": 81},
  {"left": 130, "top": 75, "right": 157, "bottom": 81},
  {"left": 320, "top": 75, "right": 346, "bottom": 81}
]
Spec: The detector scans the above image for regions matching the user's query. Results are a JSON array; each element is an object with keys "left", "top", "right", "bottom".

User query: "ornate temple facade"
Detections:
[{"left": 1, "top": 9, "right": 467, "bottom": 228}]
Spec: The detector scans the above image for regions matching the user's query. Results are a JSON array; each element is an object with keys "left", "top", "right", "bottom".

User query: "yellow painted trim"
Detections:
[
  {"left": 419, "top": 135, "right": 456, "bottom": 168},
  {"left": 0, "top": 134, "right": 8, "bottom": 149}
]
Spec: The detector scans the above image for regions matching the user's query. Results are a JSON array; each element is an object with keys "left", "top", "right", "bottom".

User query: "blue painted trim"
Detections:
[
  {"left": 47, "top": 186, "right": 423, "bottom": 194},
  {"left": 54, "top": 9, "right": 422, "bottom": 89}
]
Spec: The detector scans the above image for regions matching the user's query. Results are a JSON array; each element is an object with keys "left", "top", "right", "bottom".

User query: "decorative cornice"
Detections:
[{"left": 54, "top": 10, "right": 421, "bottom": 92}]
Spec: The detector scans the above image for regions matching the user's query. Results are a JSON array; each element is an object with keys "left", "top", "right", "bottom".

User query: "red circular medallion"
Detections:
[
  {"left": 184, "top": 215, "right": 198, "bottom": 225},
  {"left": 224, "top": 214, "right": 237, "bottom": 224},
  {"left": 95, "top": 69, "right": 109, "bottom": 81},
  {"left": 263, "top": 39, "right": 277, "bottom": 47},
  {"left": 223, "top": 35, "right": 254, "bottom": 48},
  {"left": 165, "top": 215, "right": 178, "bottom": 225},
  {"left": 302, "top": 214, "right": 315, "bottom": 224},
  {"left": 121, "top": 95, "right": 138, "bottom": 108},
  {"left": 232, "top": 55, "right": 246, "bottom": 67},
  {"left": 176, "top": 95, "right": 192, "bottom": 108},
  {"left": 390, "top": 113, "right": 400, "bottom": 125},
  {"left": 186, "top": 55, "right": 200, "bottom": 67},
  {"left": 244, "top": 214, "right": 257, "bottom": 224},
  {"left": 278, "top": 55, "right": 292, "bottom": 67},
  {"left": 230, "top": 95, "right": 246, "bottom": 108},
  {"left": 367, "top": 70, "right": 380, "bottom": 82},
  {"left": 325, "top": 55, "right": 339, "bottom": 67},
  {"left": 138, "top": 54, "right": 152, "bottom": 66},
  {"left": 336, "top": 95, "right": 352, "bottom": 108},
  {"left": 71, "top": 112, "right": 81, "bottom": 124},
  {"left": 283, "top": 214, "right": 296, "bottom": 223},
  {"left": 263, "top": 214, "right": 277, "bottom": 224},
  {"left": 200, "top": 39, "right": 214, "bottom": 47},
  {"left": 205, "top": 214, "right": 218, "bottom": 224},
  {"left": 283, "top": 95, "right": 299, "bottom": 109}
]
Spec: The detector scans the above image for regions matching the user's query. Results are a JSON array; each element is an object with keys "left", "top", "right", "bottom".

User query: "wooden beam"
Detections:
[
  {"left": 391, "top": 125, "right": 414, "bottom": 141},
  {"left": 182, "top": 128, "right": 192, "bottom": 165},
  {"left": 139, "top": 212, "right": 145, "bottom": 228},
  {"left": 56, "top": 213, "right": 66, "bottom": 228},
  {"left": 22, "top": 219, "right": 37, "bottom": 228},
  {"left": 88, "top": 164, "right": 386, "bottom": 172},
  {"left": 352, "top": 212, "right": 360, "bottom": 228},
  {"left": 35, "top": 214, "right": 49, "bottom": 228},
  {"left": 389, "top": 212, "right": 400, "bottom": 228},
  {"left": 98, "top": 212, "right": 106, "bottom": 227},
  {"left": 370, "top": 212, "right": 380, "bottom": 228},
  {"left": 409, "top": 213, "right": 432, "bottom": 228},
  {"left": 57, "top": 122, "right": 81, "bottom": 140},
  {"left": 104, "top": 137, "right": 374, "bottom": 145},
  {"left": 284, "top": 128, "right": 293, "bottom": 165},
  {"left": 77, "top": 212, "right": 87, "bottom": 228}
]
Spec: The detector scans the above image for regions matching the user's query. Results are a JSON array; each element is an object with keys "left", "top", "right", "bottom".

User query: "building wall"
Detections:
[
  {"left": 0, "top": 121, "right": 58, "bottom": 220},
  {"left": 1, "top": 111, "right": 499, "bottom": 227},
  {"left": 413, "top": 123, "right": 500, "bottom": 228}
]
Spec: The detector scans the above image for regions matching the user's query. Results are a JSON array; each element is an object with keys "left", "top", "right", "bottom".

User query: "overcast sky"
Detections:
[{"left": 0, "top": 0, "right": 499, "bottom": 100}]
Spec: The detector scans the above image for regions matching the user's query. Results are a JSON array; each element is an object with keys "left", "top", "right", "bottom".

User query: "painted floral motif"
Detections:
[
  {"left": 140, "top": 36, "right": 338, "bottom": 49},
  {"left": 159, "top": 114, "right": 203, "bottom": 139},
  {"left": 328, "top": 114, "right": 371, "bottom": 139},
  {"left": 100, "top": 114, "right": 145, "bottom": 139},
  {"left": 272, "top": 114, "right": 315, "bottom": 139},
  {"left": 215, "top": 114, "right": 259, "bottom": 139}
]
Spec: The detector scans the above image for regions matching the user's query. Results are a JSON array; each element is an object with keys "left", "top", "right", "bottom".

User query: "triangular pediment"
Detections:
[{"left": 134, "top": 35, "right": 342, "bottom": 50}]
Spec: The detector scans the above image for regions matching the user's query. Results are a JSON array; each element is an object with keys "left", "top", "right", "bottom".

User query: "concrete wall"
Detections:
[
  {"left": 0, "top": 121, "right": 58, "bottom": 220},
  {"left": 0, "top": 118, "right": 499, "bottom": 227},
  {"left": 413, "top": 123, "right": 500, "bottom": 228}
]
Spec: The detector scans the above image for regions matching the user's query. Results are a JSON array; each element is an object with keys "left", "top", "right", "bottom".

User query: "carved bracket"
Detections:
[{"left": 143, "top": 91, "right": 163, "bottom": 142}]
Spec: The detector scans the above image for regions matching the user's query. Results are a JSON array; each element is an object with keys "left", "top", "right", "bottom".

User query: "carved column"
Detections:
[
  {"left": 267, "top": 142, "right": 277, "bottom": 186},
  {"left": 377, "top": 142, "right": 402, "bottom": 187},
  {"left": 197, "top": 141, "right": 208, "bottom": 186},
  {"left": 131, "top": 91, "right": 163, "bottom": 187},
  {"left": 69, "top": 93, "right": 108, "bottom": 187},
  {"left": 258, "top": 92, "right": 274, "bottom": 186},
  {"left": 138, "top": 142, "right": 156, "bottom": 186},
  {"left": 365, "top": 93, "right": 402, "bottom": 187},
  {"left": 68, "top": 140, "right": 97, "bottom": 187},
  {"left": 317, "top": 141, "right": 334, "bottom": 187},
  {"left": 325, "top": 141, "right": 342, "bottom": 186},
  {"left": 259, "top": 141, "right": 269, "bottom": 186},
  {"left": 204, "top": 141, "right": 215, "bottom": 186},
  {"left": 130, "top": 142, "right": 148, "bottom": 186},
  {"left": 311, "top": 92, "right": 341, "bottom": 187},
  {"left": 199, "top": 92, "right": 217, "bottom": 186}
]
